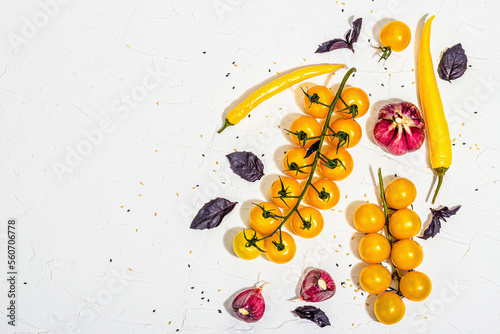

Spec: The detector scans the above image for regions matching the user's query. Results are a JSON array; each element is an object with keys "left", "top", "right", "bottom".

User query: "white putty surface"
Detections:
[{"left": 1, "top": 0, "right": 499, "bottom": 333}]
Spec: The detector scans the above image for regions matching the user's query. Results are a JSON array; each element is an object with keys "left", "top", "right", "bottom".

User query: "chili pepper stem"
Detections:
[
  {"left": 431, "top": 167, "right": 448, "bottom": 204},
  {"left": 218, "top": 119, "right": 233, "bottom": 134}
]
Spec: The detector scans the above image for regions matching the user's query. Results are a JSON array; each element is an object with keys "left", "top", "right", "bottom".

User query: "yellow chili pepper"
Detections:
[
  {"left": 218, "top": 64, "right": 344, "bottom": 133},
  {"left": 418, "top": 16, "right": 452, "bottom": 204}
]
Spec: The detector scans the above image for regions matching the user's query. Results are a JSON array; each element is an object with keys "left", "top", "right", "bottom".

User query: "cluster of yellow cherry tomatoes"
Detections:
[
  {"left": 354, "top": 177, "right": 432, "bottom": 325},
  {"left": 233, "top": 84, "right": 370, "bottom": 264}
]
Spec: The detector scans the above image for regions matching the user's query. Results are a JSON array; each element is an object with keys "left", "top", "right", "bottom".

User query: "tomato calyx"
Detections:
[
  {"left": 285, "top": 156, "right": 310, "bottom": 176},
  {"left": 296, "top": 211, "right": 313, "bottom": 230},
  {"left": 319, "top": 154, "right": 346, "bottom": 171},
  {"left": 337, "top": 96, "right": 359, "bottom": 118},
  {"left": 285, "top": 129, "right": 310, "bottom": 147},
  {"left": 273, "top": 176, "right": 298, "bottom": 208},
  {"left": 252, "top": 202, "right": 281, "bottom": 220},
  {"left": 377, "top": 45, "right": 392, "bottom": 62},
  {"left": 326, "top": 127, "right": 350, "bottom": 152},
  {"left": 301, "top": 87, "right": 331, "bottom": 109},
  {"left": 242, "top": 229, "right": 266, "bottom": 252},
  {"left": 310, "top": 183, "right": 331, "bottom": 202}
]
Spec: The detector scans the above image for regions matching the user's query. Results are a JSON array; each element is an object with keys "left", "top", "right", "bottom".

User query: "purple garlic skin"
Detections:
[
  {"left": 373, "top": 102, "right": 425, "bottom": 156},
  {"left": 231, "top": 285, "right": 266, "bottom": 322},
  {"left": 300, "top": 269, "right": 336, "bottom": 302}
]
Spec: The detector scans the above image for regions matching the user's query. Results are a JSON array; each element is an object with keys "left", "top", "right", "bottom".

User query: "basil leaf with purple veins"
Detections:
[
  {"left": 226, "top": 151, "right": 264, "bottom": 182},
  {"left": 316, "top": 18, "right": 362, "bottom": 53},
  {"left": 293, "top": 306, "right": 331, "bottom": 328},
  {"left": 420, "top": 205, "right": 461, "bottom": 240},
  {"left": 190, "top": 198, "right": 237, "bottom": 230},
  {"left": 438, "top": 44, "right": 468, "bottom": 82}
]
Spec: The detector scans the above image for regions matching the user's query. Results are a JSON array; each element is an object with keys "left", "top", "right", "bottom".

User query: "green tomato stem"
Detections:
[
  {"left": 256, "top": 67, "right": 357, "bottom": 247},
  {"left": 378, "top": 168, "right": 403, "bottom": 296}
]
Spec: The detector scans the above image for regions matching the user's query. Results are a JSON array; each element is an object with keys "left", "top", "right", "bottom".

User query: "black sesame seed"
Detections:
[
  {"left": 218, "top": 309, "right": 222, "bottom": 313},
  {"left": 153, "top": 310, "right": 156, "bottom": 312},
  {"left": 202, "top": 154, "right": 205, "bottom": 157},
  {"left": 127, "top": 209, "right": 130, "bottom": 212},
  {"left": 110, "top": 259, "right": 112, "bottom": 262},
  {"left": 202, "top": 51, "right": 206, "bottom": 54},
  {"left": 201, "top": 291, "right": 204, "bottom": 294},
  {"left": 336, "top": 263, "right": 339, "bottom": 267},
  {"left": 475, "top": 189, "right": 478, "bottom": 191},
  {"left": 201, "top": 297, "right": 205, "bottom": 300},
  {"left": 188, "top": 264, "right": 190, "bottom": 268},
  {"left": 191, "top": 287, "right": 194, "bottom": 289}
]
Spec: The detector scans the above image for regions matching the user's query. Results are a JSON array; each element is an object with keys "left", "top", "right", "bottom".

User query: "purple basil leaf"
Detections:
[
  {"left": 315, "top": 17, "right": 362, "bottom": 53},
  {"left": 315, "top": 39, "right": 349, "bottom": 53},
  {"left": 421, "top": 205, "right": 461, "bottom": 240},
  {"left": 293, "top": 306, "right": 331, "bottom": 328},
  {"left": 304, "top": 140, "right": 320, "bottom": 158},
  {"left": 438, "top": 44, "right": 468, "bottom": 82},
  {"left": 226, "top": 151, "right": 264, "bottom": 182},
  {"left": 190, "top": 198, "right": 237, "bottom": 230},
  {"left": 346, "top": 18, "right": 363, "bottom": 46}
]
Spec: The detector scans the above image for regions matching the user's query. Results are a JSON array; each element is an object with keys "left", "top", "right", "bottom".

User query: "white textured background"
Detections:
[{"left": 1, "top": 0, "right": 499, "bottom": 333}]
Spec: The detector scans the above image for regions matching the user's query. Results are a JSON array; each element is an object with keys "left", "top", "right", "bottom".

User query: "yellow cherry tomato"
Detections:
[
  {"left": 353, "top": 203, "right": 386, "bottom": 233},
  {"left": 270, "top": 176, "right": 302, "bottom": 209},
  {"left": 327, "top": 118, "right": 362, "bottom": 149},
  {"left": 291, "top": 206, "right": 324, "bottom": 238},
  {"left": 374, "top": 292, "right": 406, "bottom": 325},
  {"left": 385, "top": 177, "right": 417, "bottom": 209},
  {"left": 389, "top": 208, "right": 421, "bottom": 239},
  {"left": 400, "top": 271, "right": 432, "bottom": 301},
  {"left": 289, "top": 116, "right": 322, "bottom": 148},
  {"left": 359, "top": 264, "right": 392, "bottom": 294},
  {"left": 233, "top": 229, "right": 265, "bottom": 260},
  {"left": 304, "top": 85, "right": 334, "bottom": 119},
  {"left": 380, "top": 21, "right": 411, "bottom": 52},
  {"left": 265, "top": 231, "right": 296, "bottom": 264},
  {"left": 319, "top": 147, "right": 353, "bottom": 181},
  {"left": 358, "top": 233, "right": 391, "bottom": 264},
  {"left": 250, "top": 202, "right": 282, "bottom": 235},
  {"left": 391, "top": 239, "right": 423, "bottom": 270},
  {"left": 307, "top": 179, "right": 340, "bottom": 210},
  {"left": 335, "top": 87, "right": 370, "bottom": 118},
  {"left": 283, "top": 147, "right": 315, "bottom": 180}
]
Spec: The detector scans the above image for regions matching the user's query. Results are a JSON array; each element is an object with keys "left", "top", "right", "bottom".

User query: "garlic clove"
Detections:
[
  {"left": 300, "top": 268, "right": 336, "bottom": 302},
  {"left": 231, "top": 284, "right": 266, "bottom": 322}
]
